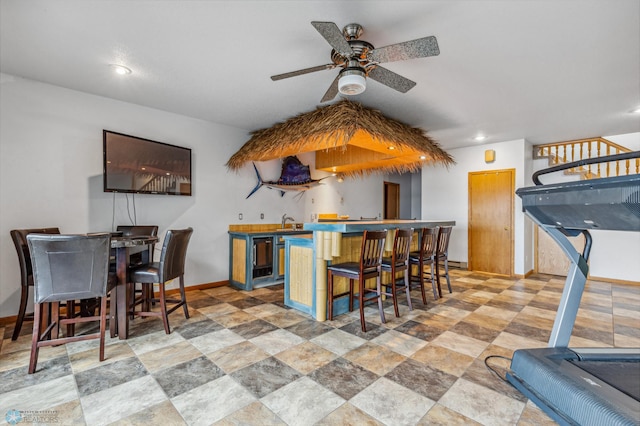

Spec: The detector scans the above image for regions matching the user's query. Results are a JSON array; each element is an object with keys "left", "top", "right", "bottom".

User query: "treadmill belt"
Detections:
[{"left": 570, "top": 360, "right": 640, "bottom": 401}]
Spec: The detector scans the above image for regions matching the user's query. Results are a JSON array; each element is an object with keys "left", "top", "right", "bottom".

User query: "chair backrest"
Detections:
[
  {"left": 419, "top": 227, "right": 439, "bottom": 259},
  {"left": 10, "top": 228, "right": 61, "bottom": 287},
  {"left": 116, "top": 225, "right": 159, "bottom": 237},
  {"left": 158, "top": 228, "right": 193, "bottom": 282},
  {"left": 392, "top": 228, "right": 413, "bottom": 264},
  {"left": 27, "top": 233, "right": 111, "bottom": 303},
  {"left": 436, "top": 226, "right": 453, "bottom": 256},
  {"left": 359, "top": 229, "right": 387, "bottom": 270}
]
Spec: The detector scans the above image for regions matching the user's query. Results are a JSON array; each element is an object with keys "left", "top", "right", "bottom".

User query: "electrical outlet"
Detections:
[
  {"left": 260, "top": 213, "right": 264, "bottom": 219},
  {"left": 238, "top": 213, "right": 243, "bottom": 220}
]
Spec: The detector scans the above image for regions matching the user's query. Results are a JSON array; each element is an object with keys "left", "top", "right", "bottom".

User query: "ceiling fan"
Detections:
[{"left": 271, "top": 21, "right": 440, "bottom": 103}]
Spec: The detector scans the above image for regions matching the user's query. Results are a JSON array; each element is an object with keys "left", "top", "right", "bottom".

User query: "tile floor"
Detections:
[{"left": 1, "top": 269, "right": 639, "bottom": 425}]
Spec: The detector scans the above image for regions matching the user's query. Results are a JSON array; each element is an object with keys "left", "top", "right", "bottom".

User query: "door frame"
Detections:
[
  {"left": 383, "top": 181, "right": 400, "bottom": 220},
  {"left": 467, "top": 168, "right": 515, "bottom": 276}
]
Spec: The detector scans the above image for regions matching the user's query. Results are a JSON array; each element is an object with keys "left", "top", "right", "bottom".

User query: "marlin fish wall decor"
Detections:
[{"left": 246, "top": 156, "right": 328, "bottom": 199}]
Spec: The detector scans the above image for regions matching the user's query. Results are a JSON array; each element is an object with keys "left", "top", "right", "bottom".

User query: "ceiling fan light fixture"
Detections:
[{"left": 338, "top": 68, "right": 366, "bottom": 96}]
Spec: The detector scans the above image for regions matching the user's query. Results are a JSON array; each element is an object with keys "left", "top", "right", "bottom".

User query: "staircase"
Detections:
[{"left": 534, "top": 137, "right": 639, "bottom": 179}]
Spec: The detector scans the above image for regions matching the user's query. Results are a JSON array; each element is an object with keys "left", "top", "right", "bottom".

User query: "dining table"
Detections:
[{"left": 110, "top": 235, "right": 158, "bottom": 339}]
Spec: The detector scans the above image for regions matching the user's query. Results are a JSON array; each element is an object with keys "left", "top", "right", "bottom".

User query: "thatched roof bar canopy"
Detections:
[{"left": 226, "top": 100, "right": 454, "bottom": 177}]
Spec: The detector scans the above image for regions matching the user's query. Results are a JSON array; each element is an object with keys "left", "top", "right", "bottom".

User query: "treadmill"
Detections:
[{"left": 506, "top": 151, "right": 640, "bottom": 426}]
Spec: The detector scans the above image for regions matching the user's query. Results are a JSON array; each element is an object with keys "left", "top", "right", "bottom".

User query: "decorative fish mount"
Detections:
[{"left": 246, "top": 156, "right": 328, "bottom": 198}]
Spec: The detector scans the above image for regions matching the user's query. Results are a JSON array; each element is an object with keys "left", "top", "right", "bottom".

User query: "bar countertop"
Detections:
[{"left": 303, "top": 219, "right": 456, "bottom": 233}]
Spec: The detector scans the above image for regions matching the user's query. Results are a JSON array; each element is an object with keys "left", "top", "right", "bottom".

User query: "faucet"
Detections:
[{"left": 282, "top": 214, "right": 295, "bottom": 229}]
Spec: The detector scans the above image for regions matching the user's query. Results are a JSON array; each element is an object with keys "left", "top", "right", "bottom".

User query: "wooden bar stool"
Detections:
[
  {"left": 327, "top": 229, "right": 387, "bottom": 332},
  {"left": 381, "top": 228, "right": 413, "bottom": 317},
  {"left": 409, "top": 227, "right": 439, "bottom": 302},
  {"left": 435, "top": 226, "right": 453, "bottom": 297}
]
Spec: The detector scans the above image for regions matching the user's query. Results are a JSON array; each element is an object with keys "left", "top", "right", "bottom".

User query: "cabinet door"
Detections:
[{"left": 277, "top": 243, "right": 285, "bottom": 278}]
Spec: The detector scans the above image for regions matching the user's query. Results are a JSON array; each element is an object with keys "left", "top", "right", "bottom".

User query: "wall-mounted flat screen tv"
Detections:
[{"left": 103, "top": 130, "right": 192, "bottom": 196}]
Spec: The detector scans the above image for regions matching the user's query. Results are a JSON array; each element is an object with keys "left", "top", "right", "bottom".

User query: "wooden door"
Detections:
[
  {"left": 468, "top": 169, "right": 514, "bottom": 275},
  {"left": 384, "top": 181, "right": 400, "bottom": 219}
]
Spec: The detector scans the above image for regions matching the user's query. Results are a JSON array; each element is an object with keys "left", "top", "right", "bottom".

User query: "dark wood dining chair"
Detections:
[
  {"left": 116, "top": 225, "right": 159, "bottom": 314},
  {"left": 381, "top": 228, "right": 413, "bottom": 317},
  {"left": 9, "top": 227, "right": 60, "bottom": 341},
  {"left": 409, "top": 227, "right": 439, "bottom": 303},
  {"left": 435, "top": 225, "right": 453, "bottom": 296},
  {"left": 27, "top": 233, "right": 116, "bottom": 373},
  {"left": 327, "top": 229, "right": 387, "bottom": 332},
  {"left": 129, "top": 227, "right": 193, "bottom": 334}
]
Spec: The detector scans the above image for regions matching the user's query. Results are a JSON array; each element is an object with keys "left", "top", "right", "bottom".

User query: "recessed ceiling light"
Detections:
[
  {"left": 419, "top": 155, "right": 427, "bottom": 160},
  {"left": 631, "top": 107, "right": 640, "bottom": 114},
  {"left": 474, "top": 135, "right": 487, "bottom": 141},
  {"left": 388, "top": 146, "right": 395, "bottom": 150},
  {"left": 110, "top": 64, "right": 132, "bottom": 75}
]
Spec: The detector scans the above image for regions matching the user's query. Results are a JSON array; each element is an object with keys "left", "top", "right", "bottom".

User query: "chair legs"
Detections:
[
  {"left": 410, "top": 259, "right": 440, "bottom": 303},
  {"left": 130, "top": 276, "right": 189, "bottom": 334},
  {"left": 383, "top": 268, "right": 412, "bottom": 318},
  {"left": 29, "top": 296, "right": 109, "bottom": 374},
  {"left": 357, "top": 275, "right": 386, "bottom": 333},
  {"left": 327, "top": 271, "right": 354, "bottom": 321},
  {"left": 327, "top": 271, "right": 385, "bottom": 333},
  {"left": 435, "top": 256, "right": 452, "bottom": 297},
  {"left": 12, "top": 285, "right": 30, "bottom": 341}
]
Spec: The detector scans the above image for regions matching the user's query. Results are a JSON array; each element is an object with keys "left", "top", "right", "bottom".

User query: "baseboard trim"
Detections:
[{"left": 0, "top": 280, "right": 230, "bottom": 327}]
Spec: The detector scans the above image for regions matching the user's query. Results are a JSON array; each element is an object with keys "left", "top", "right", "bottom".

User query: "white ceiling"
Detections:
[{"left": 1, "top": 0, "right": 639, "bottom": 150}]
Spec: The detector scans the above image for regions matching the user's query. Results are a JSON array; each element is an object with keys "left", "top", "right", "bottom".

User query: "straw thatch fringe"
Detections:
[{"left": 226, "top": 100, "right": 454, "bottom": 176}]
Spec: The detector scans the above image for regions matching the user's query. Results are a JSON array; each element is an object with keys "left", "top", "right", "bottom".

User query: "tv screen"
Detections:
[{"left": 103, "top": 130, "right": 192, "bottom": 196}]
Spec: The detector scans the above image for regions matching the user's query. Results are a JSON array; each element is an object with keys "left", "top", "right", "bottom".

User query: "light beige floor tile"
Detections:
[
  {"left": 69, "top": 341, "right": 136, "bottom": 373},
  {"left": 261, "top": 377, "right": 345, "bottom": 426},
  {"left": 275, "top": 341, "right": 337, "bottom": 374},
  {"left": 110, "top": 400, "right": 187, "bottom": 426},
  {"left": 410, "top": 343, "right": 475, "bottom": 376},
  {"left": 310, "top": 329, "right": 367, "bottom": 356},
  {"left": 491, "top": 332, "right": 547, "bottom": 352},
  {"left": 81, "top": 375, "right": 167, "bottom": 426},
  {"left": 418, "top": 403, "right": 480, "bottom": 425},
  {"left": 0, "top": 375, "right": 78, "bottom": 412},
  {"left": 190, "top": 329, "right": 246, "bottom": 354},
  {"left": 172, "top": 375, "right": 256, "bottom": 426},
  {"left": 249, "top": 328, "right": 305, "bottom": 355},
  {"left": 370, "top": 329, "right": 428, "bottom": 357},
  {"left": 429, "top": 331, "right": 489, "bottom": 359},
  {"left": 439, "top": 378, "right": 525, "bottom": 426},
  {"left": 214, "top": 400, "right": 285, "bottom": 425},
  {"left": 350, "top": 377, "right": 434, "bottom": 425},
  {"left": 214, "top": 310, "right": 258, "bottom": 328},
  {"left": 316, "top": 402, "right": 383, "bottom": 426},
  {"left": 343, "top": 341, "right": 407, "bottom": 376},
  {"left": 137, "top": 340, "right": 202, "bottom": 373},
  {"left": 207, "top": 340, "right": 270, "bottom": 373}
]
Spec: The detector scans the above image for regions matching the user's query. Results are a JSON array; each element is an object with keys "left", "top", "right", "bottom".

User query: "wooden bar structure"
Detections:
[{"left": 284, "top": 219, "right": 455, "bottom": 320}]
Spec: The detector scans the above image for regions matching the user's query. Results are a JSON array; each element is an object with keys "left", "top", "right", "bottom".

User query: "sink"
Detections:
[{"left": 274, "top": 228, "right": 307, "bottom": 233}]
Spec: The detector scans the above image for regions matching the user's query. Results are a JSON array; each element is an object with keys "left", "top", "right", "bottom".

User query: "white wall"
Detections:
[
  {"left": 530, "top": 133, "right": 640, "bottom": 282},
  {"left": 422, "top": 139, "right": 531, "bottom": 275},
  {"left": 0, "top": 73, "right": 391, "bottom": 318},
  {"left": 424, "top": 134, "right": 640, "bottom": 281},
  {"left": 0, "top": 74, "right": 310, "bottom": 318}
]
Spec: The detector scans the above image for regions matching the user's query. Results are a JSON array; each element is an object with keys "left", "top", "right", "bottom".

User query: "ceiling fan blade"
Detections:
[
  {"left": 367, "top": 66, "right": 416, "bottom": 93},
  {"left": 368, "top": 36, "right": 439, "bottom": 64},
  {"left": 271, "top": 64, "right": 336, "bottom": 81},
  {"left": 311, "top": 21, "right": 354, "bottom": 58},
  {"left": 320, "top": 74, "right": 340, "bottom": 103}
]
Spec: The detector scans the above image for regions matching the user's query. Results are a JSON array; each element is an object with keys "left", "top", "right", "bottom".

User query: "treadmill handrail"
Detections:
[{"left": 533, "top": 150, "right": 640, "bottom": 185}]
